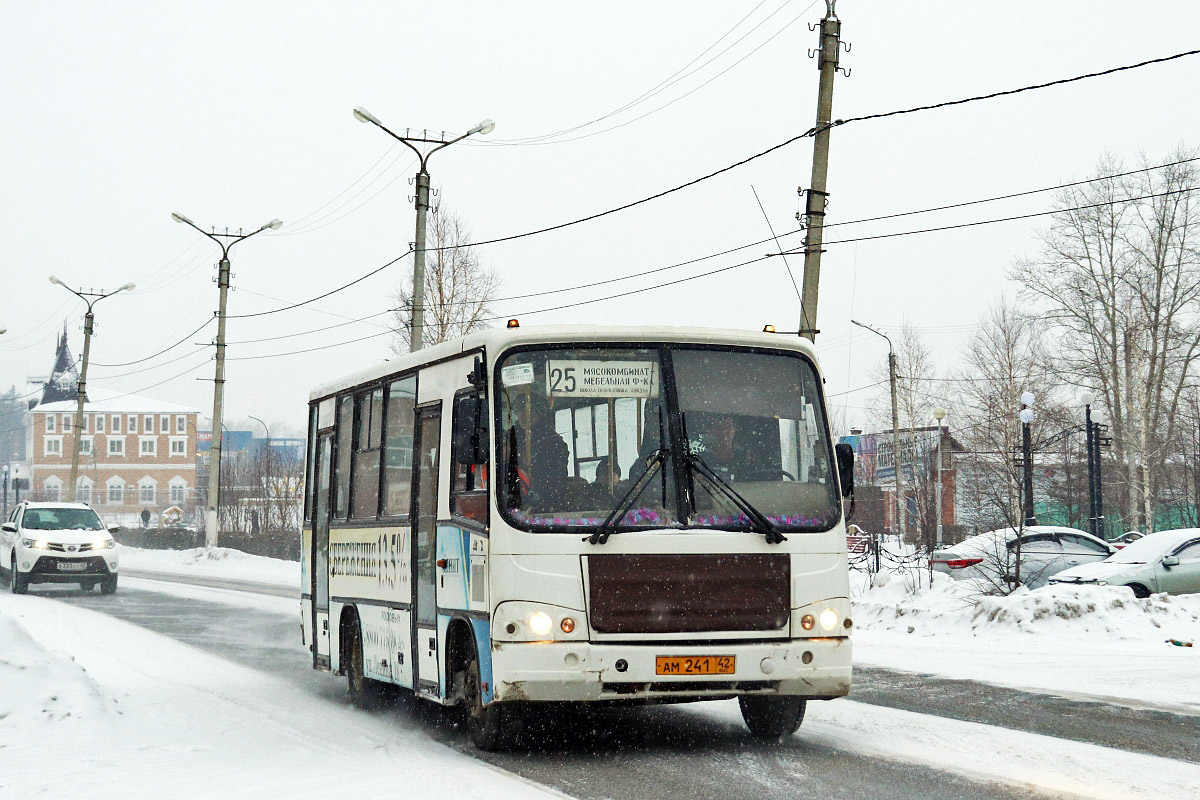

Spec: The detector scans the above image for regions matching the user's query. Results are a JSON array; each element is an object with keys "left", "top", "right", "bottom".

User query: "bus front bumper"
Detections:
[{"left": 489, "top": 637, "right": 851, "bottom": 703}]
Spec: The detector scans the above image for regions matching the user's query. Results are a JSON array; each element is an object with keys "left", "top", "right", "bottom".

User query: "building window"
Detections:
[
  {"left": 143, "top": 415, "right": 154, "bottom": 434},
  {"left": 96, "top": 415, "right": 105, "bottom": 433},
  {"left": 112, "top": 415, "right": 121, "bottom": 433},
  {"left": 140, "top": 481, "right": 157, "bottom": 504},
  {"left": 109, "top": 438, "right": 125, "bottom": 456},
  {"left": 79, "top": 437, "right": 93, "bottom": 455},
  {"left": 77, "top": 480, "right": 92, "bottom": 505},
  {"left": 44, "top": 436, "right": 62, "bottom": 456},
  {"left": 160, "top": 415, "right": 169, "bottom": 434},
  {"left": 169, "top": 482, "right": 186, "bottom": 505},
  {"left": 81, "top": 415, "right": 90, "bottom": 433},
  {"left": 176, "top": 415, "right": 187, "bottom": 434},
  {"left": 170, "top": 437, "right": 186, "bottom": 456},
  {"left": 108, "top": 480, "right": 124, "bottom": 504},
  {"left": 128, "top": 415, "right": 137, "bottom": 433},
  {"left": 46, "top": 414, "right": 56, "bottom": 433},
  {"left": 140, "top": 437, "right": 157, "bottom": 457},
  {"left": 44, "top": 480, "right": 62, "bottom": 502},
  {"left": 62, "top": 415, "right": 72, "bottom": 433}
]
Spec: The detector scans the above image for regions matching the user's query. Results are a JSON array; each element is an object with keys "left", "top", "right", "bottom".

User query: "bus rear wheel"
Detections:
[
  {"left": 344, "top": 617, "right": 384, "bottom": 706},
  {"left": 464, "top": 655, "right": 510, "bottom": 751},
  {"left": 739, "top": 695, "right": 806, "bottom": 739}
]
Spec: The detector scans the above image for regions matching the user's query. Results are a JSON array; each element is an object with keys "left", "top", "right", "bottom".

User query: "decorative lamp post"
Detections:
[
  {"left": 1019, "top": 392, "right": 1037, "bottom": 527},
  {"left": 851, "top": 319, "right": 907, "bottom": 537},
  {"left": 933, "top": 407, "right": 947, "bottom": 547},
  {"left": 48, "top": 276, "right": 136, "bottom": 502},
  {"left": 353, "top": 107, "right": 494, "bottom": 352},
  {"left": 1081, "top": 391, "right": 1098, "bottom": 537}
]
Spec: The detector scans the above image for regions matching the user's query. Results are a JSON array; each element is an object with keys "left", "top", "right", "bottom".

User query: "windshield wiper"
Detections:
[
  {"left": 686, "top": 452, "right": 786, "bottom": 544},
  {"left": 588, "top": 449, "right": 668, "bottom": 545}
]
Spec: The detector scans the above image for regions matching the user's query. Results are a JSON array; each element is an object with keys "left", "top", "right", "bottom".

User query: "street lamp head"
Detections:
[
  {"left": 469, "top": 119, "right": 496, "bottom": 136},
  {"left": 353, "top": 106, "right": 381, "bottom": 125},
  {"left": 48, "top": 275, "right": 61, "bottom": 285},
  {"left": 171, "top": 212, "right": 194, "bottom": 226},
  {"left": 1080, "top": 391, "right": 1095, "bottom": 406},
  {"left": 1020, "top": 391, "right": 1036, "bottom": 407},
  {"left": 1019, "top": 408, "right": 1035, "bottom": 424},
  {"left": 120, "top": 283, "right": 136, "bottom": 292},
  {"left": 267, "top": 218, "right": 283, "bottom": 230},
  {"left": 933, "top": 407, "right": 946, "bottom": 421},
  {"left": 1092, "top": 408, "right": 1108, "bottom": 425}
]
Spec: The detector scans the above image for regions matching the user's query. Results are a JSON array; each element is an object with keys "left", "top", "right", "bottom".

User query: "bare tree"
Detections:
[
  {"left": 392, "top": 207, "right": 502, "bottom": 351},
  {"left": 1014, "top": 149, "right": 1200, "bottom": 532}
]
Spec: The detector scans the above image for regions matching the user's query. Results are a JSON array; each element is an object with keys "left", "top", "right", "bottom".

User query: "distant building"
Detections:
[{"left": 23, "top": 332, "right": 202, "bottom": 527}]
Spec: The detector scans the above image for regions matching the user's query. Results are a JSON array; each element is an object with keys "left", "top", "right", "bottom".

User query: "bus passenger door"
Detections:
[
  {"left": 412, "top": 405, "right": 441, "bottom": 697},
  {"left": 311, "top": 433, "right": 332, "bottom": 667}
]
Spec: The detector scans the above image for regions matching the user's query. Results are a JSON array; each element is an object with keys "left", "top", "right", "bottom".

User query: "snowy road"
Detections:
[{"left": 29, "top": 574, "right": 1196, "bottom": 800}]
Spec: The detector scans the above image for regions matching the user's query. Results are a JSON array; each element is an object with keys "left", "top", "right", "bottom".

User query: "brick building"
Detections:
[{"left": 22, "top": 331, "right": 202, "bottom": 526}]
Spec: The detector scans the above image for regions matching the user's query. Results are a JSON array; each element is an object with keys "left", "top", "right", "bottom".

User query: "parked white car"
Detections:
[
  {"left": 1049, "top": 528, "right": 1200, "bottom": 598},
  {"left": 930, "top": 525, "right": 1115, "bottom": 591},
  {"left": 1, "top": 502, "right": 120, "bottom": 594}
]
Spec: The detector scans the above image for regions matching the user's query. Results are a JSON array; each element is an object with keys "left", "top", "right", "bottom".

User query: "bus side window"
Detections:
[
  {"left": 334, "top": 395, "right": 353, "bottom": 519},
  {"left": 452, "top": 390, "right": 488, "bottom": 524},
  {"left": 382, "top": 376, "right": 417, "bottom": 516},
  {"left": 351, "top": 386, "right": 384, "bottom": 518}
]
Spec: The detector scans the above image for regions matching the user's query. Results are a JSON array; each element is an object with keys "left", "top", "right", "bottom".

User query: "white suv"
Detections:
[{"left": 1, "top": 502, "right": 120, "bottom": 594}]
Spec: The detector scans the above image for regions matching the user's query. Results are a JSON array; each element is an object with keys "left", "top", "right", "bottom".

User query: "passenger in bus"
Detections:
[{"left": 525, "top": 394, "right": 570, "bottom": 507}]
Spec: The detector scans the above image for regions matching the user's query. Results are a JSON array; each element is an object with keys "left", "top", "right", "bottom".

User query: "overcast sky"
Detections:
[{"left": 3, "top": 1, "right": 1199, "bottom": 437}]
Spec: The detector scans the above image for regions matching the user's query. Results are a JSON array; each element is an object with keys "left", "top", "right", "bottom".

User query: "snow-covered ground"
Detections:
[
  {"left": 118, "top": 545, "right": 299, "bottom": 587},
  {"left": 6, "top": 546, "right": 1200, "bottom": 798},
  {"left": 850, "top": 563, "right": 1200, "bottom": 712},
  {"left": 0, "top": 585, "right": 561, "bottom": 800}
]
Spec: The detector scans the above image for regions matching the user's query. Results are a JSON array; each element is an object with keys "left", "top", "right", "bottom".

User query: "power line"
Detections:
[
  {"left": 216, "top": 48, "right": 1200, "bottom": 321},
  {"left": 90, "top": 318, "right": 214, "bottom": 368}
]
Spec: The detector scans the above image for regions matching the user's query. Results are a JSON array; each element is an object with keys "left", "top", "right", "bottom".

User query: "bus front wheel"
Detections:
[
  {"left": 739, "top": 695, "right": 806, "bottom": 739},
  {"left": 465, "top": 655, "right": 510, "bottom": 751},
  {"left": 344, "top": 616, "right": 385, "bottom": 707}
]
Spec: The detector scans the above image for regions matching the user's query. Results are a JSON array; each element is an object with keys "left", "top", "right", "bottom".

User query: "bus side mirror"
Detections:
[
  {"left": 834, "top": 443, "right": 854, "bottom": 498},
  {"left": 453, "top": 394, "right": 486, "bottom": 464},
  {"left": 1162, "top": 555, "right": 1180, "bottom": 568}
]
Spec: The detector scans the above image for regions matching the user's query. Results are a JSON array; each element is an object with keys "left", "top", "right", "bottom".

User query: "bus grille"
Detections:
[{"left": 586, "top": 554, "right": 790, "bottom": 634}]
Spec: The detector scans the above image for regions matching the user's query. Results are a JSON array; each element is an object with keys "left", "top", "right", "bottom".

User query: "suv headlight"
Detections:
[
  {"left": 21, "top": 538, "right": 49, "bottom": 549},
  {"left": 93, "top": 537, "right": 116, "bottom": 550}
]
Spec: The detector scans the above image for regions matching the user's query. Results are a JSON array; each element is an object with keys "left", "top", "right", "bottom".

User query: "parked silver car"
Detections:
[
  {"left": 1049, "top": 528, "right": 1200, "bottom": 598},
  {"left": 930, "top": 525, "right": 1115, "bottom": 591}
]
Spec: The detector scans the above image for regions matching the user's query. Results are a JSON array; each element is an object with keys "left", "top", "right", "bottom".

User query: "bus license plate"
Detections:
[
  {"left": 655, "top": 655, "right": 735, "bottom": 676},
  {"left": 56, "top": 561, "right": 86, "bottom": 572}
]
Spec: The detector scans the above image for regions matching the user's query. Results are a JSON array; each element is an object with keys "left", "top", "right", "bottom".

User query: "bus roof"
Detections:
[{"left": 308, "top": 324, "right": 820, "bottom": 403}]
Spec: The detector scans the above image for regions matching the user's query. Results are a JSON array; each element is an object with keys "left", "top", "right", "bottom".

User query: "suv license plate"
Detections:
[
  {"left": 56, "top": 562, "right": 86, "bottom": 572},
  {"left": 655, "top": 656, "right": 735, "bottom": 676}
]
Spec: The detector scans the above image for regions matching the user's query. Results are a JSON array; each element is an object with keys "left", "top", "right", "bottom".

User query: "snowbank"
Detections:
[
  {"left": 118, "top": 545, "right": 299, "bottom": 587},
  {"left": 0, "top": 592, "right": 559, "bottom": 800},
  {"left": 851, "top": 569, "right": 1200, "bottom": 711}
]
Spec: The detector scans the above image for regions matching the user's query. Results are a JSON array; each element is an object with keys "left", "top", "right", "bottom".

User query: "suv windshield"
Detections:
[
  {"left": 22, "top": 507, "right": 105, "bottom": 531},
  {"left": 495, "top": 344, "right": 840, "bottom": 534}
]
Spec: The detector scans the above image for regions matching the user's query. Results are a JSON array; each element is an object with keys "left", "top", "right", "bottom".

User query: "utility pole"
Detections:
[
  {"left": 171, "top": 213, "right": 281, "bottom": 547},
  {"left": 352, "top": 108, "right": 494, "bottom": 352},
  {"left": 798, "top": 0, "right": 845, "bottom": 343},
  {"left": 1020, "top": 393, "right": 1037, "bottom": 527},
  {"left": 48, "top": 277, "right": 136, "bottom": 502},
  {"left": 852, "top": 320, "right": 906, "bottom": 538}
]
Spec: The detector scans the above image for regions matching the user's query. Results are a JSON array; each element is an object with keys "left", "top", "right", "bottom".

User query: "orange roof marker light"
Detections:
[
  {"left": 507, "top": 319, "right": 520, "bottom": 328},
  {"left": 763, "top": 324, "right": 776, "bottom": 333}
]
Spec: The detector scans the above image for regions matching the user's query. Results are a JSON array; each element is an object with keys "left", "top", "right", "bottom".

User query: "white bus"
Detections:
[{"left": 301, "top": 324, "right": 855, "bottom": 749}]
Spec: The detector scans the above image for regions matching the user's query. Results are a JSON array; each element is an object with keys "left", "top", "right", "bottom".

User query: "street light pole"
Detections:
[
  {"left": 1081, "top": 392, "right": 1098, "bottom": 537},
  {"left": 353, "top": 107, "right": 494, "bottom": 352},
  {"left": 172, "top": 213, "right": 282, "bottom": 547},
  {"left": 249, "top": 414, "right": 271, "bottom": 531},
  {"left": 933, "top": 407, "right": 946, "bottom": 547},
  {"left": 852, "top": 319, "right": 906, "bottom": 539},
  {"left": 1020, "top": 392, "right": 1037, "bottom": 527},
  {"left": 48, "top": 276, "right": 136, "bottom": 502}
]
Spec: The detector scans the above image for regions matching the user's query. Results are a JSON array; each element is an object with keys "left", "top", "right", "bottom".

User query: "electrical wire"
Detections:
[
  {"left": 170, "top": 48, "right": 1200, "bottom": 324},
  {"left": 90, "top": 318, "right": 214, "bottom": 368}
]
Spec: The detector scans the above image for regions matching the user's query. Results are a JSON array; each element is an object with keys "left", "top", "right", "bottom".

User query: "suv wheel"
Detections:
[
  {"left": 10, "top": 555, "right": 29, "bottom": 595},
  {"left": 100, "top": 576, "right": 118, "bottom": 595}
]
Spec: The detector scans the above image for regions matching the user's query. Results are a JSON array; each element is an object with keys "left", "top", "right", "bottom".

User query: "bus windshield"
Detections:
[{"left": 495, "top": 344, "right": 840, "bottom": 533}]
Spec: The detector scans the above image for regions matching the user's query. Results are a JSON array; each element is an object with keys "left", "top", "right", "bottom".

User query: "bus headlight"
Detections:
[
  {"left": 819, "top": 608, "right": 839, "bottom": 631},
  {"left": 529, "top": 611, "right": 553, "bottom": 637}
]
